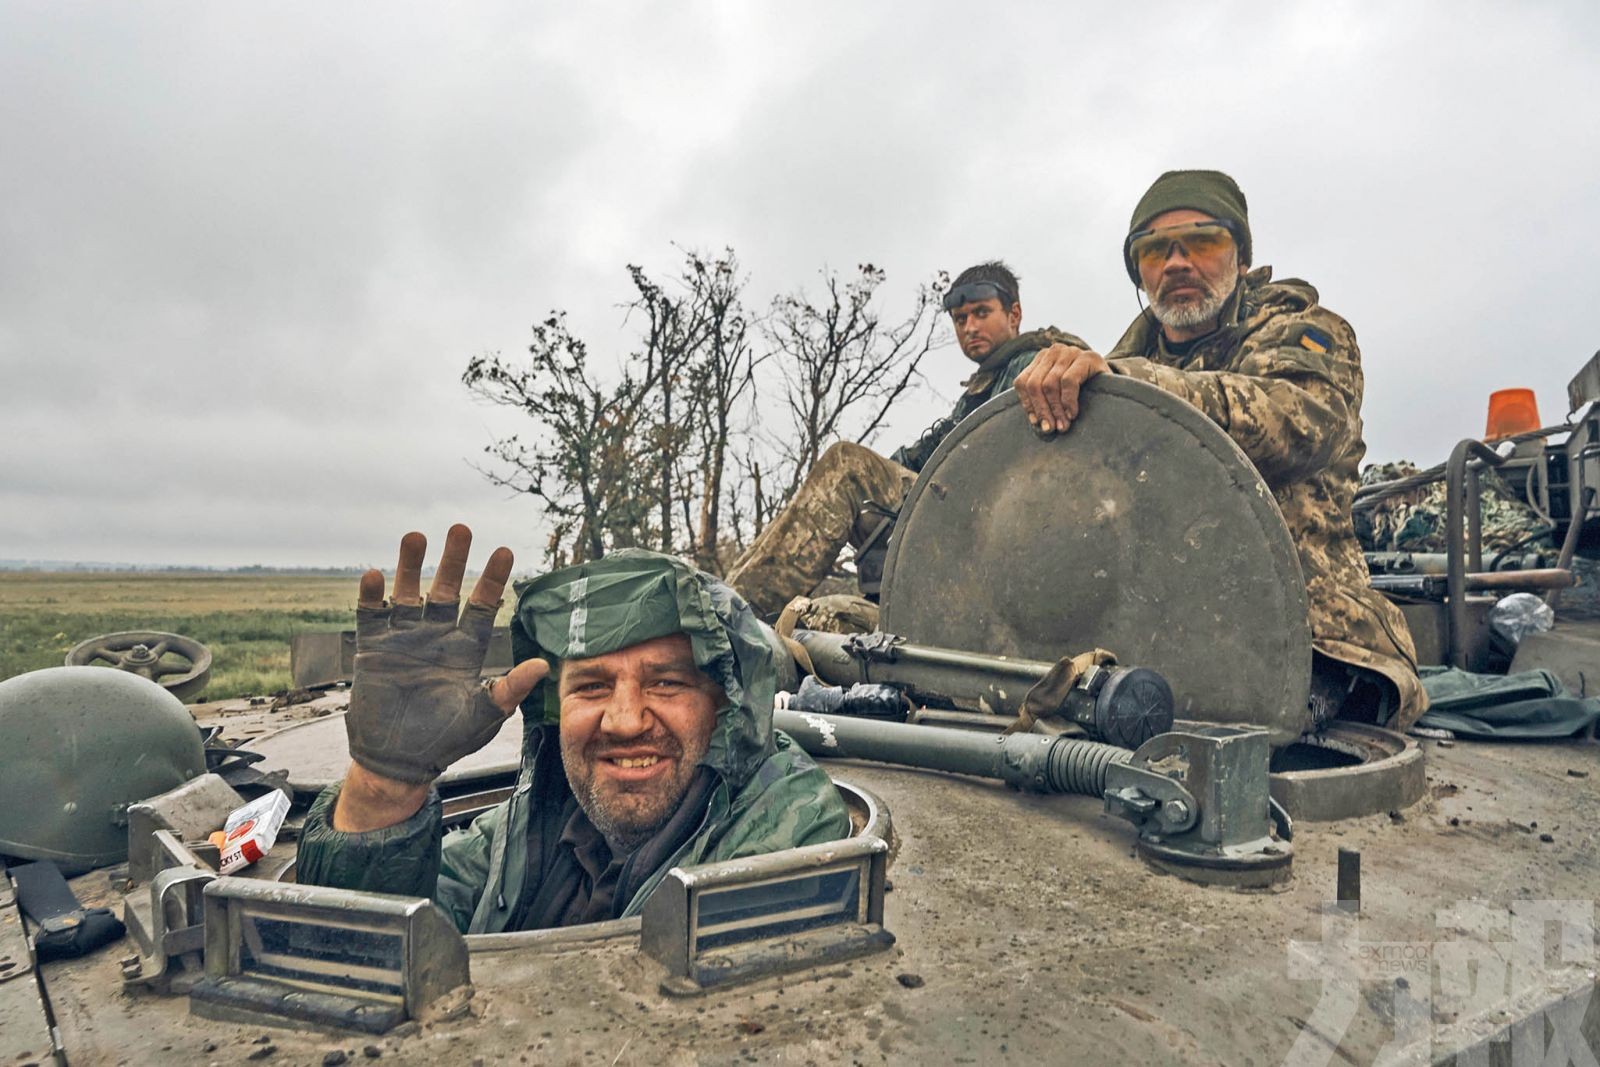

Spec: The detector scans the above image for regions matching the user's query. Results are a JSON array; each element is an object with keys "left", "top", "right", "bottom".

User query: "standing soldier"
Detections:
[{"left": 1012, "top": 170, "right": 1427, "bottom": 729}]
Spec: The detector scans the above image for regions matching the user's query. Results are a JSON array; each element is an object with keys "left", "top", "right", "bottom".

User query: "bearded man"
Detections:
[
  {"left": 298, "top": 525, "right": 849, "bottom": 931},
  {"left": 1010, "top": 170, "right": 1427, "bottom": 730}
]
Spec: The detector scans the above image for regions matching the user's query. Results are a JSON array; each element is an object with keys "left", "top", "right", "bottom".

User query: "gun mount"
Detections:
[{"left": 775, "top": 711, "right": 1291, "bottom": 888}]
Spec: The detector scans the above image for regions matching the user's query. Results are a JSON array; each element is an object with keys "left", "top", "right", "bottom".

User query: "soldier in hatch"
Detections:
[
  {"left": 726, "top": 261, "right": 1088, "bottom": 617},
  {"left": 1010, "top": 169, "right": 1428, "bottom": 731},
  {"left": 298, "top": 525, "right": 849, "bottom": 932}
]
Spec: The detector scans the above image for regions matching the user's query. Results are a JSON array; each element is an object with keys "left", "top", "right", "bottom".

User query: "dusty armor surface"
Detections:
[
  {"left": 26, "top": 706, "right": 1600, "bottom": 1065},
  {"left": 0, "top": 667, "right": 205, "bottom": 873}
]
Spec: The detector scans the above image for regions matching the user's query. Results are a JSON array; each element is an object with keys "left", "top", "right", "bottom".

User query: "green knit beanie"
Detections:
[{"left": 1123, "top": 169, "right": 1251, "bottom": 282}]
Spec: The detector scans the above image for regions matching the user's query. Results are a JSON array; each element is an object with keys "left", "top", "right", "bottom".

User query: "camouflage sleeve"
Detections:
[
  {"left": 708, "top": 731, "right": 852, "bottom": 858},
  {"left": 1107, "top": 309, "right": 1361, "bottom": 487}
]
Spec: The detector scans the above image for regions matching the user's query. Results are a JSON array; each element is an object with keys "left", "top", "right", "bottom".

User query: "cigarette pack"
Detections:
[{"left": 211, "top": 790, "right": 292, "bottom": 874}]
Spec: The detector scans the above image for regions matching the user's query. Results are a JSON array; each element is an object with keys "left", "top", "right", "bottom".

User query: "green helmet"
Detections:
[{"left": 0, "top": 667, "right": 206, "bottom": 874}]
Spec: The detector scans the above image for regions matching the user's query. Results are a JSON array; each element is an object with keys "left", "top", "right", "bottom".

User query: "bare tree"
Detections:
[
  {"left": 621, "top": 248, "right": 766, "bottom": 572},
  {"left": 755, "top": 263, "right": 949, "bottom": 513},
  {"left": 625, "top": 262, "right": 698, "bottom": 556},
  {"left": 680, "top": 251, "right": 763, "bottom": 571},
  {"left": 463, "top": 314, "right": 657, "bottom": 566},
  {"left": 465, "top": 251, "right": 946, "bottom": 569},
  {"left": 464, "top": 253, "right": 762, "bottom": 567}
]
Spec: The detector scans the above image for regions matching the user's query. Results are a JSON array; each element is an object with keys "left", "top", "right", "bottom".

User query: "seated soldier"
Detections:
[
  {"left": 298, "top": 525, "right": 850, "bottom": 932},
  {"left": 1011, "top": 169, "right": 1428, "bottom": 731},
  {"left": 726, "top": 260, "right": 1087, "bottom": 616}
]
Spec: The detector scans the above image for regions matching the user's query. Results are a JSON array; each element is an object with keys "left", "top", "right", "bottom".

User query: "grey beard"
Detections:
[
  {"left": 1148, "top": 252, "right": 1239, "bottom": 330},
  {"left": 1152, "top": 273, "right": 1235, "bottom": 327},
  {"left": 1150, "top": 286, "right": 1231, "bottom": 329}
]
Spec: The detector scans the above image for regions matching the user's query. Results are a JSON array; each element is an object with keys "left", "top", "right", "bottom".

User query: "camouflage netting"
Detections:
[{"left": 1356, "top": 460, "right": 1552, "bottom": 556}]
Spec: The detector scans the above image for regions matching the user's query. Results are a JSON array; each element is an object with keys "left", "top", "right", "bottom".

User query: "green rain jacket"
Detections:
[{"left": 297, "top": 551, "right": 851, "bottom": 933}]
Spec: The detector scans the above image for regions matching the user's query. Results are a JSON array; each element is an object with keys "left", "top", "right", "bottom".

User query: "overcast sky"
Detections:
[{"left": 3, "top": 2, "right": 1597, "bottom": 569}]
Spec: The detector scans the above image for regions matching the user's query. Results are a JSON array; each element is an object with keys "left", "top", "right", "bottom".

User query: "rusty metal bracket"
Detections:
[
  {"left": 1104, "top": 750, "right": 1199, "bottom": 837},
  {"left": 1105, "top": 725, "right": 1291, "bottom": 888},
  {"left": 126, "top": 773, "right": 241, "bottom": 883}
]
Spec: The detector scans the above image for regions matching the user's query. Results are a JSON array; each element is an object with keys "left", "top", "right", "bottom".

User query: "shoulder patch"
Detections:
[{"left": 1295, "top": 325, "right": 1332, "bottom": 354}]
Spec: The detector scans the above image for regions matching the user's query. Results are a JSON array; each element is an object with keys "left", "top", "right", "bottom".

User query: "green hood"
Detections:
[{"left": 510, "top": 549, "right": 778, "bottom": 791}]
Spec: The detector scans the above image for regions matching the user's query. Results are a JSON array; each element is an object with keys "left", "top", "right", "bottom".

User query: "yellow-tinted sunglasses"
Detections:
[{"left": 1124, "top": 220, "right": 1239, "bottom": 276}]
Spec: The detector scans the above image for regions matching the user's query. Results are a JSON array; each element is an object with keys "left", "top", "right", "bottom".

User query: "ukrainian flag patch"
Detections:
[{"left": 1297, "top": 326, "right": 1331, "bottom": 354}]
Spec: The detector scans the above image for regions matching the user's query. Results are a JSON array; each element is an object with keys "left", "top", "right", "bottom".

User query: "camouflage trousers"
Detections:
[{"left": 727, "top": 442, "right": 914, "bottom": 618}]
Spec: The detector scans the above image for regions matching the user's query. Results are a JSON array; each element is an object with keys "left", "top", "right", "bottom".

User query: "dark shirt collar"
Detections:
[
  {"left": 557, "top": 805, "right": 619, "bottom": 887},
  {"left": 1160, "top": 333, "right": 1206, "bottom": 359}
]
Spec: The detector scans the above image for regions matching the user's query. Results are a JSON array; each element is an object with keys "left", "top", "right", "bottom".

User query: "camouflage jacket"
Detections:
[
  {"left": 299, "top": 556, "right": 851, "bottom": 933},
  {"left": 1106, "top": 267, "right": 1427, "bottom": 728},
  {"left": 892, "top": 327, "right": 1088, "bottom": 473}
]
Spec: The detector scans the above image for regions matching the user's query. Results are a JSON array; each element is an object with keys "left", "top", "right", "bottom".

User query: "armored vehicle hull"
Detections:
[{"left": 24, "top": 691, "right": 1600, "bottom": 1065}]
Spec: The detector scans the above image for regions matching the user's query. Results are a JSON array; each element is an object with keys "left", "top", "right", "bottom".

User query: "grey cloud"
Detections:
[{"left": 2, "top": 2, "right": 1598, "bottom": 565}]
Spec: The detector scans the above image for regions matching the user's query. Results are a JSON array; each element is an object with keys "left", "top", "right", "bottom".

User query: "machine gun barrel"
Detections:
[
  {"left": 794, "top": 628, "right": 1045, "bottom": 707},
  {"left": 1364, "top": 551, "right": 1450, "bottom": 575},
  {"left": 772, "top": 709, "right": 1131, "bottom": 796},
  {"left": 790, "top": 629, "right": 1173, "bottom": 749}
]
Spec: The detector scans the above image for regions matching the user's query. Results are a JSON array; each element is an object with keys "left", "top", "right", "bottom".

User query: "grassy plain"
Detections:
[{"left": 0, "top": 572, "right": 363, "bottom": 700}]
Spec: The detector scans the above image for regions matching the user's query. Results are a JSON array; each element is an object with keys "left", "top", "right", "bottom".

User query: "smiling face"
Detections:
[
  {"left": 1135, "top": 208, "right": 1246, "bottom": 341},
  {"left": 558, "top": 632, "right": 722, "bottom": 851},
  {"left": 950, "top": 295, "right": 1023, "bottom": 362}
]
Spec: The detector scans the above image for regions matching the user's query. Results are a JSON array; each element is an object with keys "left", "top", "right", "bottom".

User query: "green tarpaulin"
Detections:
[{"left": 1417, "top": 666, "right": 1600, "bottom": 740}]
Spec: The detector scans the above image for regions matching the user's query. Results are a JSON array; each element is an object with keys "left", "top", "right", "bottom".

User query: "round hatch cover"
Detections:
[{"left": 880, "top": 379, "right": 1313, "bottom": 742}]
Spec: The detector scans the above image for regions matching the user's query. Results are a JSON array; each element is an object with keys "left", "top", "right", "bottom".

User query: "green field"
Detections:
[{"left": 0, "top": 572, "right": 365, "bottom": 699}]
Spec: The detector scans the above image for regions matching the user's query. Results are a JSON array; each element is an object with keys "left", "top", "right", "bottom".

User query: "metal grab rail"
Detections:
[
  {"left": 1547, "top": 486, "right": 1596, "bottom": 613},
  {"left": 1445, "top": 439, "right": 1509, "bottom": 667}
]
